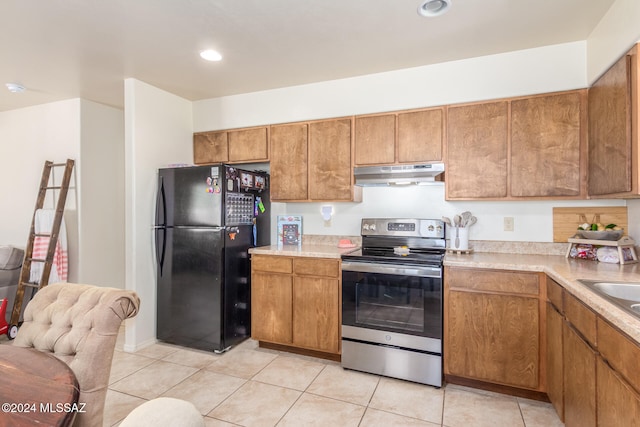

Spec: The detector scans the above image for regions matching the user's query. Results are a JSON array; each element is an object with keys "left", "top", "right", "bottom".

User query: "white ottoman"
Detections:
[{"left": 119, "top": 397, "right": 205, "bottom": 427}]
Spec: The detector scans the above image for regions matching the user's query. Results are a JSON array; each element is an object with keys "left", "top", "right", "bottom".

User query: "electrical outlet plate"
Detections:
[{"left": 504, "top": 217, "right": 514, "bottom": 232}]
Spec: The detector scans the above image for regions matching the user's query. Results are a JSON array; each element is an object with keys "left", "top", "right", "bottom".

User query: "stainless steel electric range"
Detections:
[{"left": 341, "top": 218, "right": 445, "bottom": 387}]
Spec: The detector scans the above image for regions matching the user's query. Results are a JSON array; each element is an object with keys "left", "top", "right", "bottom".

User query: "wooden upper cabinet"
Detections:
[
  {"left": 446, "top": 101, "right": 509, "bottom": 199},
  {"left": 354, "top": 108, "right": 444, "bottom": 166},
  {"left": 308, "top": 118, "right": 354, "bottom": 201},
  {"left": 228, "top": 127, "right": 269, "bottom": 162},
  {"left": 194, "top": 126, "right": 268, "bottom": 164},
  {"left": 270, "top": 123, "right": 308, "bottom": 201},
  {"left": 588, "top": 52, "right": 633, "bottom": 196},
  {"left": 398, "top": 108, "right": 443, "bottom": 163},
  {"left": 354, "top": 114, "right": 396, "bottom": 165},
  {"left": 511, "top": 91, "right": 585, "bottom": 198},
  {"left": 193, "top": 131, "right": 228, "bottom": 164}
]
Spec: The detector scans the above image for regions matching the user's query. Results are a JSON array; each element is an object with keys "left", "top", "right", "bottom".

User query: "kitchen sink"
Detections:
[{"left": 578, "top": 279, "right": 640, "bottom": 318}]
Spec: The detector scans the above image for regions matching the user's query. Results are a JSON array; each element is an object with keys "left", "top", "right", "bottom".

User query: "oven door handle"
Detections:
[{"left": 341, "top": 261, "right": 441, "bottom": 278}]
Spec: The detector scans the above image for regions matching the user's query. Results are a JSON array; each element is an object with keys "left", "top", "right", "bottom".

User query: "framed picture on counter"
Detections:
[{"left": 277, "top": 215, "right": 302, "bottom": 248}]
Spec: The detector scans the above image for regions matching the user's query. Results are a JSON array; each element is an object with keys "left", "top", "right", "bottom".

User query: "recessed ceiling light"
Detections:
[
  {"left": 417, "top": 0, "right": 451, "bottom": 17},
  {"left": 199, "top": 49, "right": 223, "bottom": 62},
  {"left": 5, "top": 83, "right": 26, "bottom": 93}
]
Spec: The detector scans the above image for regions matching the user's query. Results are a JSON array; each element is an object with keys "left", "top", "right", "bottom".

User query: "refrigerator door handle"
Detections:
[
  {"left": 155, "top": 227, "right": 167, "bottom": 276},
  {"left": 157, "top": 176, "right": 167, "bottom": 227}
]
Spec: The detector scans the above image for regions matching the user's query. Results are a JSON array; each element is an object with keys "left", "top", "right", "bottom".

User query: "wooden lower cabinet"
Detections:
[
  {"left": 546, "top": 302, "right": 564, "bottom": 420},
  {"left": 444, "top": 267, "right": 543, "bottom": 392},
  {"left": 292, "top": 275, "right": 339, "bottom": 353},
  {"left": 446, "top": 291, "right": 539, "bottom": 389},
  {"left": 546, "top": 278, "right": 640, "bottom": 426},
  {"left": 251, "top": 271, "right": 292, "bottom": 344},
  {"left": 251, "top": 255, "right": 340, "bottom": 358},
  {"left": 597, "top": 357, "right": 640, "bottom": 426},
  {"left": 563, "top": 322, "right": 597, "bottom": 427}
]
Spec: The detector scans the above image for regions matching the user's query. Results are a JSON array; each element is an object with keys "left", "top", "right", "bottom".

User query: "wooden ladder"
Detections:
[{"left": 9, "top": 159, "right": 75, "bottom": 337}]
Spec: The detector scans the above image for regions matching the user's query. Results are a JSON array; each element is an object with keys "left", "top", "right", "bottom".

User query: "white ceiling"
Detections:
[{"left": 0, "top": 0, "right": 616, "bottom": 112}]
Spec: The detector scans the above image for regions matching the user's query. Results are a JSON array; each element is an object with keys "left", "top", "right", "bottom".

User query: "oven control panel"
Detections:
[{"left": 361, "top": 218, "right": 445, "bottom": 238}]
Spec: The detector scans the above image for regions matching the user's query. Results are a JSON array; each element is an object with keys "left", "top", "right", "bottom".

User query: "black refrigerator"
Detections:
[{"left": 154, "top": 164, "right": 270, "bottom": 352}]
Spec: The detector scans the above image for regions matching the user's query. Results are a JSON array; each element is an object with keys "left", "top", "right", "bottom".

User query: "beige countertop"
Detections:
[
  {"left": 444, "top": 252, "right": 640, "bottom": 343},
  {"left": 249, "top": 244, "right": 359, "bottom": 259}
]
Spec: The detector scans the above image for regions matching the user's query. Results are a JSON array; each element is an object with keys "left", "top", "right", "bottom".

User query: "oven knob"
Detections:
[
  {"left": 370, "top": 224, "right": 377, "bottom": 231},
  {"left": 363, "top": 224, "right": 370, "bottom": 231},
  {"left": 428, "top": 225, "right": 434, "bottom": 231},
  {"left": 437, "top": 225, "right": 443, "bottom": 232}
]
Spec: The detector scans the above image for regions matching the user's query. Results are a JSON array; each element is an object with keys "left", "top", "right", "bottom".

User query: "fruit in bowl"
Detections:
[{"left": 577, "top": 222, "right": 623, "bottom": 240}]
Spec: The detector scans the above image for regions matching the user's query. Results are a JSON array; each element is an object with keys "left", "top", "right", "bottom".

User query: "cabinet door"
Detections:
[
  {"left": 563, "top": 322, "right": 596, "bottom": 427},
  {"left": 308, "top": 119, "right": 353, "bottom": 201},
  {"left": 292, "top": 276, "right": 339, "bottom": 353},
  {"left": 597, "top": 317, "right": 640, "bottom": 394},
  {"left": 445, "top": 290, "right": 540, "bottom": 389},
  {"left": 446, "top": 102, "right": 508, "bottom": 199},
  {"left": 546, "top": 302, "right": 564, "bottom": 420},
  {"left": 193, "top": 131, "right": 228, "bottom": 164},
  {"left": 511, "top": 91, "right": 584, "bottom": 197},
  {"left": 228, "top": 127, "right": 269, "bottom": 162},
  {"left": 597, "top": 357, "right": 640, "bottom": 427},
  {"left": 270, "top": 123, "right": 308, "bottom": 201},
  {"left": 251, "top": 271, "right": 292, "bottom": 344},
  {"left": 354, "top": 114, "right": 395, "bottom": 165},
  {"left": 398, "top": 108, "right": 443, "bottom": 163},
  {"left": 588, "top": 54, "right": 632, "bottom": 196}
]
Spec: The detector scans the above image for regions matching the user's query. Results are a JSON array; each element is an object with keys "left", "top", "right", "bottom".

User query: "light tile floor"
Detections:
[{"left": 105, "top": 330, "right": 565, "bottom": 427}]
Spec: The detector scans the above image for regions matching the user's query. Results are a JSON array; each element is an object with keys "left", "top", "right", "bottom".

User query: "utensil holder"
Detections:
[{"left": 452, "top": 227, "right": 469, "bottom": 250}]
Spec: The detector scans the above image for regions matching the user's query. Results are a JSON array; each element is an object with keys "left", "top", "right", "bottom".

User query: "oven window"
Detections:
[{"left": 342, "top": 271, "right": 442, "bottom": 339}]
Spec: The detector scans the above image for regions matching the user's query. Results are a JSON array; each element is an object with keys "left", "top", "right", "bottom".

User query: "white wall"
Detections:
[
  {"left": 193, "top": 41, "right": 620, "bottom": 243},
  {"left": 0, "top": 99, "right": 127, "bottom": 287},
  {"left": 0, "top": 99, "right": 81, "bottom": 279},
  {"left": 124, "top": 78, "right": 193, "bottom": 351},
  {"left": 587, "top": 0, "right": 640, "bottom": 83},
  {"left": 194, "top": 42, "right": 587, "bottom": 131},
  {"left": 77, "top": 100, "right": 125, "bottom": 287},
  {"left": 287, "top": 187, "right": 626, "bottom": 243}
]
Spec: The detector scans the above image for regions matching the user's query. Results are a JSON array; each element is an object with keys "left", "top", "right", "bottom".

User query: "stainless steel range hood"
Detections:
[{"left": 354, "top": 163, "right": 445, "bottom": 186}]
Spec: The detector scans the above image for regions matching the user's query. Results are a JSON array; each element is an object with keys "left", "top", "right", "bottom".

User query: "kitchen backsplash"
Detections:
[
  {"left": 302, "top": 234, "right": 567, "bottom": 256},
  {"left": 469, "top": 240, "right": 567, "bottom": 256},
  {"left": 302, "top": 234, "right": 362, "bottom": 246}
]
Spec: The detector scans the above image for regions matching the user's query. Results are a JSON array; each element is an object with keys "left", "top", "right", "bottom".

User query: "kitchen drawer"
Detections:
[
  {"left": 252, "top": 255, "right": 293, "bottom": 274},
  {"left": 564, "top": 291, "right": 597, "bottom": 347},
  {"left": 547, "top": 277, "right": 564, "bottom": 313},
  {"left": 446, "top": 267, "right": 539, "bottom": 295},
  {"left": 598, "top": 317, "right": 640, "bottom": 394},
  {"left": 294, "top": 258, "right": 340, "bottom": 278}
]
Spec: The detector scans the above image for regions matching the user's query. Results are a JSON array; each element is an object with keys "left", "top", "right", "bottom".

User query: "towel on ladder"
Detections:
[{"left": 29, "top": 209, "right": 68, "bottom": 285}]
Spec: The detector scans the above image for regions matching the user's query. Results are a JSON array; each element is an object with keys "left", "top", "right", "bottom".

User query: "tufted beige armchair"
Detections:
[{"left": 12, "top": 282, "right": 140, "bottom": 427}]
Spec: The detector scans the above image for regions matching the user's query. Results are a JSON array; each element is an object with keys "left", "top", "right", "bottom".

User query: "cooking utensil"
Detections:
[
  {"left": 442, "top": 216, "right": 452, "bottom": 226},
  {"left": 455, "top": 226, "right": 460, "bottom": 248},
  {"left": 468, "top": 216, "right": 477, "bottom": 227},
  {"left": 460, "top": 211, "right": 472, "bottom": 227},
  {"left": 454, "top": 215, "right": 461, "bottom": 227}
]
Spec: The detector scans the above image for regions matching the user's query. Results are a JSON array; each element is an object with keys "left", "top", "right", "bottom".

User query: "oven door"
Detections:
[{"left": 341, "top": 261, "right": 442, "bottom": 353}]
